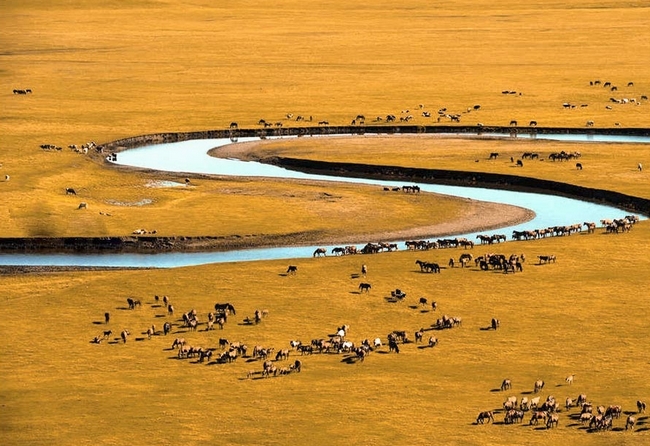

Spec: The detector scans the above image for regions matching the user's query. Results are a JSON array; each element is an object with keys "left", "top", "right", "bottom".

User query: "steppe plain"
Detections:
[{"left": 1, "top": 1, "right": 649, "bottom": 445}]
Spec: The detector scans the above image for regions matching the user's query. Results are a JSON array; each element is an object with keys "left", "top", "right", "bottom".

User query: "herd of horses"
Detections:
[{"left": 477, "top": 387, "right": 647, "bottom": 432}]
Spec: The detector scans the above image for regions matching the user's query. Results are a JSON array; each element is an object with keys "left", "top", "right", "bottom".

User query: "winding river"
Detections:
[{"left": 1, "top": 133, "right": 647, "bottom": 268}]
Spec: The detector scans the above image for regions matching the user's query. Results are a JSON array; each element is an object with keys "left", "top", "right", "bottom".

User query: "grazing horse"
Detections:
[
  {"left": 214, "top": 303, "right": 236, "bottom": 315},
  {"left": 419, "top": 297, "right": 428, "bottom": 306},
  {"left": 313, "top": 247, "right": 327, "bottom": 257},
  {"left": 286, "top": 265, "right": 298, "bottom": 274},
  {"left": 358, "top": 282, "right": 371, "bottom": 293},
  {"left": 331, "top": 247, "right": 346, "bottom": 256},
  {"left": 489, "top": 152, "right": 499, "bottom": 160},
  {"left": 537, "top": 255, "right": 556, "bottom": 264},
  {"left": 65, "top": 188, "right": 77, "bottom": 195},
  {"left": 510, "top": 120, "right": 518, "bottom": 126},
  {"left": 476, "top": 411, "right": 494, "bottom": 424}
]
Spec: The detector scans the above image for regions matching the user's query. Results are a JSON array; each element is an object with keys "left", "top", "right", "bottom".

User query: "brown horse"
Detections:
[{"left": 313, "top": 247, "right": 327, "bottom": 257}]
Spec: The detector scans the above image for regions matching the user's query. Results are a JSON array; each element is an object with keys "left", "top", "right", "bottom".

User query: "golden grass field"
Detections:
[{"left": 1, "top": 1, "right": 649, "bottom": 445}]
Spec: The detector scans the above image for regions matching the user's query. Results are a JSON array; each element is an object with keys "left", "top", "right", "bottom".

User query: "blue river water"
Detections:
[{"left": 1, "top": 133, "right": 647, "bottom": 267}]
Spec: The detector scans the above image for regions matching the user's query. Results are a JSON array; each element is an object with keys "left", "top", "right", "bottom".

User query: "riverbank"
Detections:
[{"left": 0, "top": 198, "right": 534, "bottom": 255}]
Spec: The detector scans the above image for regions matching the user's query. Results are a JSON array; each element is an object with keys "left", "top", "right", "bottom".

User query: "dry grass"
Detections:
[{"left": 1, "top": 1, "right": 649, "bottom": 445}]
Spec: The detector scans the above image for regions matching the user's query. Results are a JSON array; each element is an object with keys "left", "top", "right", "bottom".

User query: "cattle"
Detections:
[
  {"left": 529, "top": 120, "right": 537, "bottom": 126},
  {"left": 77, "top": 202, "right": 87, "bottom": 210},
  {"left": 104, "top": 312, "right": 110, "bottom": 324},
  {"left": 418, "top": 297, "right": 428, "bottom": 306},
  {"left": 626, "top": 415, "right": 636, "bottom": 430},
  {"left": 565, "top": 374, "right": 575, "bottom": 385},
  {"left": 491, "top": 318, "right": 500, "bottom": 330},
  {"left": 586, "top": 120, "right": 594, "bottom": 127},
  {"left": 501, "top": 379, "right": 512, "bottom": 391},
  {"left": 637, "top": 400, "right": 647, "bottom": 413},
  {"left": 358, "top": 282, "right": 371, "bottom": 293},
  {"left": 489, "top": 152, "right": 499, "bottom": 160},
  {"left": 534, "top": 379, "right": 544, "bottom": 393},
  {"left": 163, "top": 321, "right": 172, "bottom": 335},
  {"left": 576, "top": 162, "right": 583, "bottom": 170},
  {"left": 516, "top": 159, "right": 523, "bottom": 167},
  {"left": 120, "top": 330, "right": 130, "bottom": 343},
  {"left": 361, "top": 264, "right": 367, "bottom": 276},
  {"left": 639, "top": 163, "right": 643, "bottom": 172},
  {"left": 65, "top": 188, "right": 77, "bottom": 195}
]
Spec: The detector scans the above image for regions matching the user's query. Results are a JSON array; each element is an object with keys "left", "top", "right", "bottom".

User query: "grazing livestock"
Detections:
[
  {"left": 361, "top": 264, "right": 367, "bottom": 277},
  {"left": 214, "top": 303, "right": 236, "bottom": 315},
  {"left": 418, "top": 297, "right": 428, "bottom": 306},
  {"left": 358, "top": 282, "right": 371, "bottom": 293},
  {"left": 77, "top": 202, "right": 87, "bottom": 210},
  {"left": 104, "top": 312, "right": 110, "bottom": 324},
  {"left": 510, "top": 120, "right": 517, "bottom": 126},
  {"left": 167, "top": 304, "right": 174, "bottom": 316},
  {"left": 576, "top": 162, "right": 583, "bottom": 170},
  {"left": 313, "top": 247, "right": 327, "bottom": 257},
  {"left": 286, "top": 265, "right": 298, "bottom": 275},
  {"left": 65, "top": 188, "right": 77, "bottom": 195},
  {"left": 529, "top": 411, "right": 547, "bottom": 425},
  {"left": 163, "top": 321, "right": 172, "bottom": 335},
  {"left": 428, "top": 336, "right": 438, "bottom": 347},
  {"left": 537, "top": 255, "right": 556, "bottom": 264},
  {"left": 489, "top": 152, "right": 499, "bottom": 160},
  {"left": 120, "top": 330, "right": 130, "bottom": 343},
  {"left": 501, "top": 379, "right": 512, "bottom": 391},
  {"left": 626, "top": 415, "right": 636, "bottom": 430},
  {"left": 534, "top": 379, "right": 545, "bottom": 393},
  {"left": 476, "top": 411, "right": 494, "bottom": 424},
  {"left": 637, "top": 400, "right": 647, "bottom": 413},
  {"left": 639, "top": 163, "right": 643, "bottom": 171},
  {"left": 565, "top": 374, "right": 575, "bottom": 385},
  {"left": 546, "top": 413, "right": 559, "bottom": 429},
  {"left": 491, "top": 318, "right": 500, "bottom": 330},
  {"left": 516, "top": 159, "right": 523, "bottom": 167}
]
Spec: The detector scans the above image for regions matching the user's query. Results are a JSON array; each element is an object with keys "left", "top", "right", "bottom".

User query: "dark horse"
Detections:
[
  {"left": 215, "top": 303, "right": 236, "bottom": 315},
  {"left": 358, "top": 283, "right": 372, "bottom": 292}
]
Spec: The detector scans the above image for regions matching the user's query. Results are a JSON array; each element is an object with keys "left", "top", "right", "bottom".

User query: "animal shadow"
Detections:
[
  {"left": 92, "top": 321, "right": 104, "bottom": 325},
  {"left": 350, "top": 291, "right": 362, "bottom": 295},
  {"left": 278, "top": 273, "right": 289, "bottom": 277},
  {"left": 489, "top": 388, "right": 502, "bottom": 393},
  {"left": 350, "top": 273, "right": 360, "bottom": 279}
]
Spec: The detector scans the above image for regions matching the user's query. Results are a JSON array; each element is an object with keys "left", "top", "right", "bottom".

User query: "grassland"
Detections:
[{"left": 1, "top": 1, "right": 649, "bottom": 445}]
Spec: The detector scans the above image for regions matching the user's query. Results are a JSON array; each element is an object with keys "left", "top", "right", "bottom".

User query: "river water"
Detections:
[{"left": 1, "top": 133, "right": 646, "bottom": 267}]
